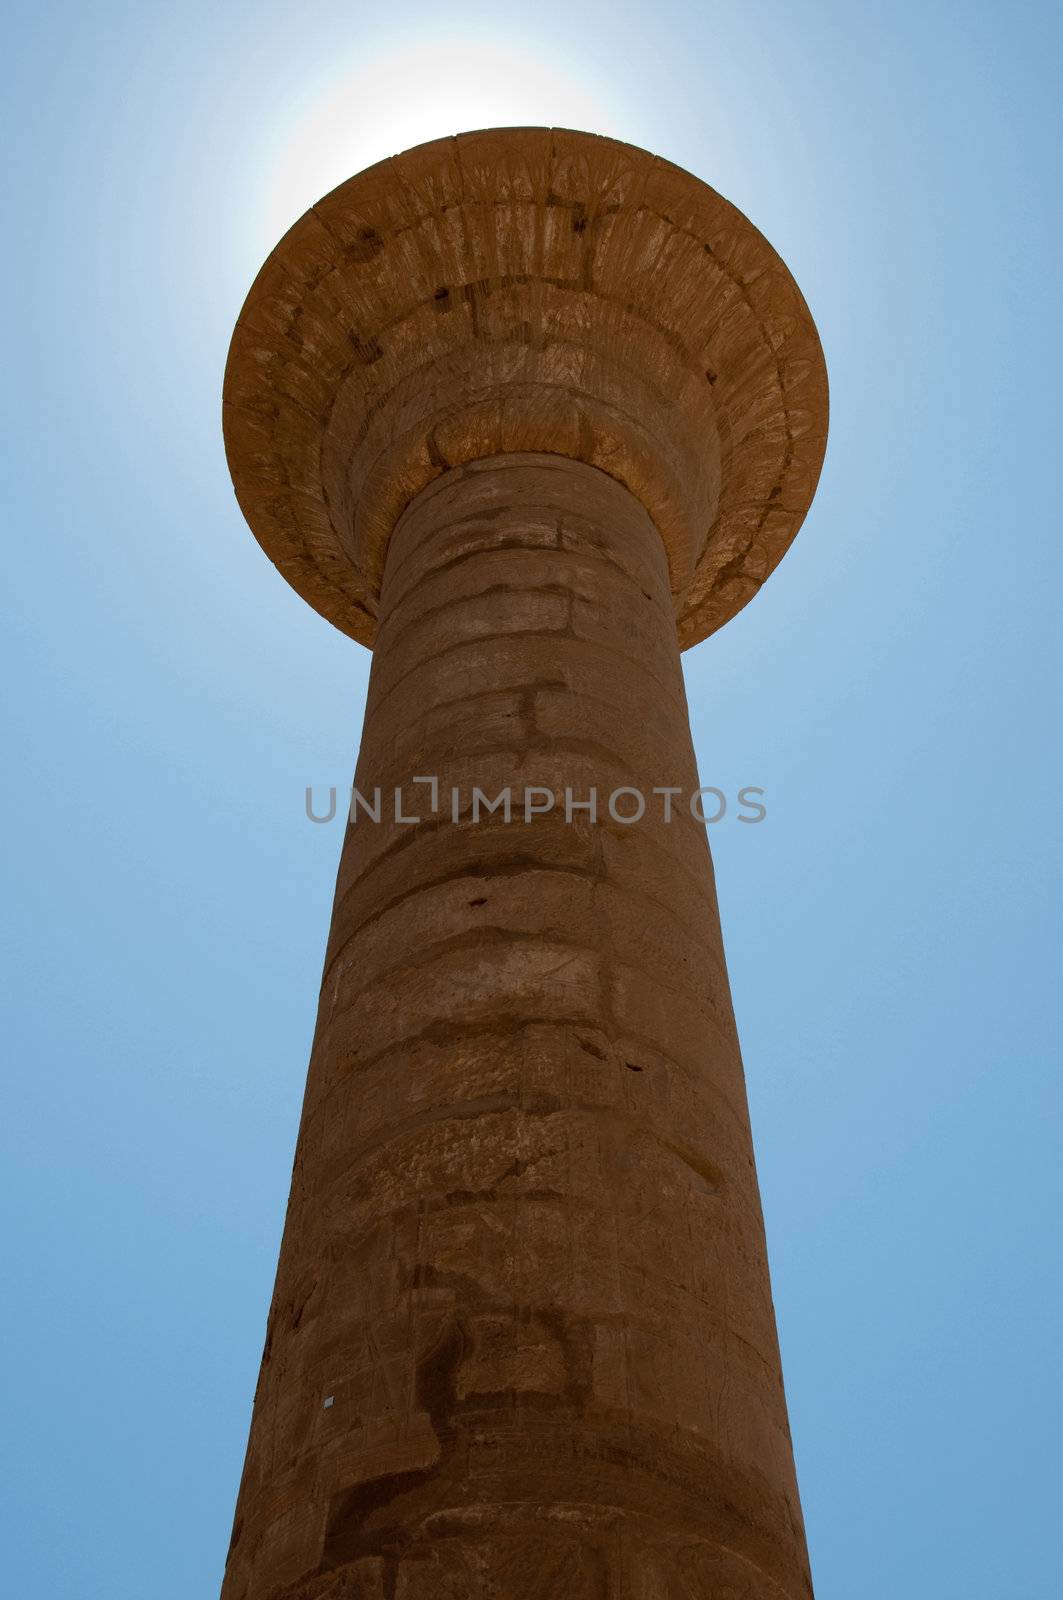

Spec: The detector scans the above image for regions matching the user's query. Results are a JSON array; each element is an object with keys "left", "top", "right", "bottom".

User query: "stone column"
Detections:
[{"left": 221, "top": 128, "right": 828, "bottom": 1600}]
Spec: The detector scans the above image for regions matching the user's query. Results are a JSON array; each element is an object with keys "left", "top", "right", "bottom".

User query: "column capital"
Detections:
[{"left": 223, "top": 127, "right": 828, "bottom": 651}]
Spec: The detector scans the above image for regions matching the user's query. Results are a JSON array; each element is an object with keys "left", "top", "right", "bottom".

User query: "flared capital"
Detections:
[{"left": 223, "top": 127, "right": 828, "bottom": 649}]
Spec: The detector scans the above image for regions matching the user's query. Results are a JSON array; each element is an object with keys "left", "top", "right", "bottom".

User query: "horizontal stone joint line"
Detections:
[
  {"left": 380, "top": 538, "right": 669, "bottom": 626},
  {"left": 364, "top": 628, "right": 688, "bottom": 727},
  {"left": 320, "top": 857, "right": 606, "bottom": 989}
]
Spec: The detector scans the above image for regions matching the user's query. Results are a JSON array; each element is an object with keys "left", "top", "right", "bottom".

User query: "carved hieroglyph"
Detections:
[{"left": 221, "top": 129, "right": 829, "bottom": 1600}]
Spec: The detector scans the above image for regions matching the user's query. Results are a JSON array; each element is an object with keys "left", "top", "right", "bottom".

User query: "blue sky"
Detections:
[{"left": 3, "top": 1, "right": 1060, "bottom": 1594}]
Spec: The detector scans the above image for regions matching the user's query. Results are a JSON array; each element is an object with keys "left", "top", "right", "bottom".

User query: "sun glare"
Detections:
[{"left": 263, "top": 40, "right": 620, "bottom": 240}]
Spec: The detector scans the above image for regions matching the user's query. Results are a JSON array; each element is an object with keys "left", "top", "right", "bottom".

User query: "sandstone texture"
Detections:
[{"left": 221, "top": 129, "right": 828, "bottom": 1600}]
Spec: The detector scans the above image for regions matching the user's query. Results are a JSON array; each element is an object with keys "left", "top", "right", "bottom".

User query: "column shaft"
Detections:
[{"left": 222, "top": 454, "right": 811, "bottom": 1600}]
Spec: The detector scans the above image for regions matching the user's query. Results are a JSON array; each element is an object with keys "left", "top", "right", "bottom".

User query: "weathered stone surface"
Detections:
[
  {"left": 223, "top": 127, "right": 827, "bottom": 651},
  {"left": 221, "top": 130, "right": 827, "bottom": 1600}
]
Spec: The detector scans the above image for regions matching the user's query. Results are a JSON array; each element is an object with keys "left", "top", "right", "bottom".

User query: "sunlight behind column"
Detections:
[{"left": 263, "top": 39, "right": 620, "bottom": 240}]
